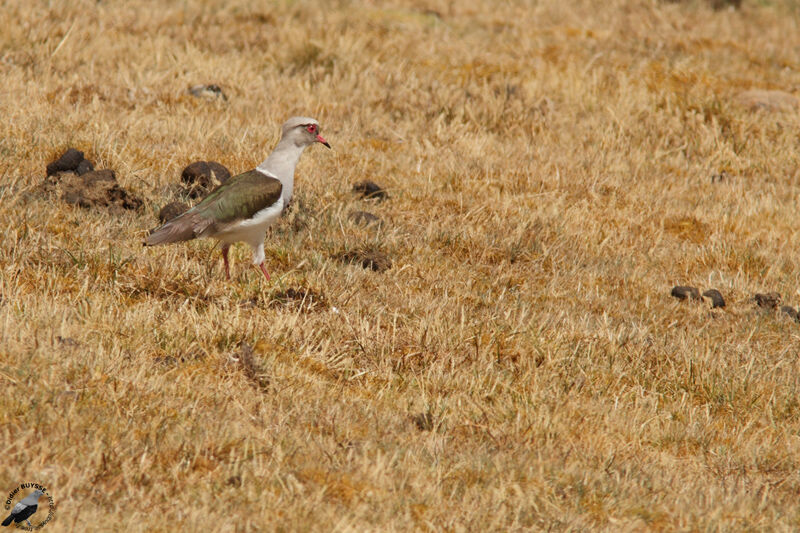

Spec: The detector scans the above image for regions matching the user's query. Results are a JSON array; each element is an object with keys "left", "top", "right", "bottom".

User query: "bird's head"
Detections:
[{"left": 281, "top": 116, "right": 331, "bottom": 149}]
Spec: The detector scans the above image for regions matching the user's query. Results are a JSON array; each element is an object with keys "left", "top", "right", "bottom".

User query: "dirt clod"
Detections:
[
  {"left": 352, "top": 180, "right": 388, "bottom": 200},
  {"left": 754, "top": 292, "right": 781, "bottom": 309},
  {"left": 181, "top": 161, "right": 212, "bottom": 187},
  {"left": 41, "top": 171, "right": 76, "bottom": 193},
  {"left": 702, "top": 289, "right": 726, "bottom": 309},
  {"left": 61, "top": 169, "right": 143, "bottom": 211},
  {"left": 671, "top": 286, "right": 701, "bottom": 301},
  {"left": 207, "top": 161, "right": 231, "bottom": 183},
  {"left": 76, "top": 159, "right": 94, "bottom": 175},
  {"left": 46, "top": 148, "right": 85, "bottom": 176},
  {"left": 181, "top": 161, "right": 231, "bottom": 199},
  {"left": 338, "top": 248, "right": 392, "bottom": 272},
  {"left": 780, "top": 306, "right": 799, "bottom": 322},
  {"left": 158, "top": 201, "right": 189, "bottom": 223}
]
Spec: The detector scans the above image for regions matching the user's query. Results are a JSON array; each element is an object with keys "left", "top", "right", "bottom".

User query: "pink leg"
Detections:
[
  {"left": 256, "top": 262, "right": 271, "bottom": 281},
  {"left": 221, "top": 244, "right": 231, "bottom": 280}
]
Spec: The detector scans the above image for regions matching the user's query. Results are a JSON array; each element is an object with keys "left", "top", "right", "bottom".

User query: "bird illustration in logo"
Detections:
[{"left": 2, "top": 489, "right": 45, "bottom": 528}]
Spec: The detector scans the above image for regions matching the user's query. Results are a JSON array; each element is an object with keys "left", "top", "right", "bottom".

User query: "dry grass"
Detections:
[{"left": 2, "top": 0, "right": 800, "bottom": 530}]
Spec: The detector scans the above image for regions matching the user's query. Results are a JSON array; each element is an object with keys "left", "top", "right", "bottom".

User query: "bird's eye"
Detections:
[{"left": 306, "top": 124, "right": 316, "bottom": 133}]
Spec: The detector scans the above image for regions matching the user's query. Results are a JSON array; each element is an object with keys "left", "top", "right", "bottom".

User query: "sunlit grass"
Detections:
[{"left": 2, "top": 0, "right": 800, "bottom": 530}]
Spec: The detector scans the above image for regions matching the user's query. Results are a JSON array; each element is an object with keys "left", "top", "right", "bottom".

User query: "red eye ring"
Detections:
[{"left": 306, "top": 124, "right": 317, "bottom": 133}]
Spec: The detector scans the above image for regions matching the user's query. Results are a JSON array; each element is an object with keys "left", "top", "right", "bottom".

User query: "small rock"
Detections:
[
  {"left": 754, "top": 292, "right": 781, "bottom": 309},
  {"left": 61, "top": 169, "right": 143, "bottom": 211},
  {"left": 353, "top": 180, "right": 388, "bottom": 200},
  {"left": 76, "top": 159, "right": 94, "bottom": 175},
  {"left": 338, "top": 248, "right": 392, "bottom": 272},
  {"left": 158, "top": 201, "right": 189, "bottom": 223},
  {"left": 46, "top": 148, "right": 84, "bottom": 176},
  {"left": 735, "top": 90, "right": 799, "bottom": 112},
  {"left": 671, "top": 286, "right": 701, "bottom": 301},
  {"left": 702, "top": 289, "right": 726, "bottom": 309},
  {"left": 780, "top": 305, "right": 799, "bottom": 322},
  {"left": 188, "top": 84, "right": 228, "bottom": 101},
  {"left": 348, "top": 210, "right": 382, "bottom": 226}
]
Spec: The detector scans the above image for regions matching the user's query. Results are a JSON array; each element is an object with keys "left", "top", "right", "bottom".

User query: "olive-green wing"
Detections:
[
  {"left": 191, "top": 170, "right": 282, "bottom": 223},
  {"left": 144, "top": 170, "right": 282, "bottom": 246}
]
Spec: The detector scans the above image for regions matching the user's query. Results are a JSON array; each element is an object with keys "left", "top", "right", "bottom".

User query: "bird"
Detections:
[
  {"left": 2, "top": 489, "right": 45, "bottom": 528},
  {"left": 144, "top": 116, "right": 330, "bottom": 280}
]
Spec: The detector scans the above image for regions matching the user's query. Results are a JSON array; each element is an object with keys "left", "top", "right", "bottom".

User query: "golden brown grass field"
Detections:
[{"left": 2, "top": 0, "right": 800, "bottom": 530}]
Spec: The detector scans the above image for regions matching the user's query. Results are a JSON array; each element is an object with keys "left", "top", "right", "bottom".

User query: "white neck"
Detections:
[{"left": 256, "top": 137, "right": 309, "bottom": 205}]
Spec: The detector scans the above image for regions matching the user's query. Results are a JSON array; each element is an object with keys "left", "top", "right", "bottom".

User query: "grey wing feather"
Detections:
[{"left": 144, "top": 211, "right": 212, "bottom": 246}]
